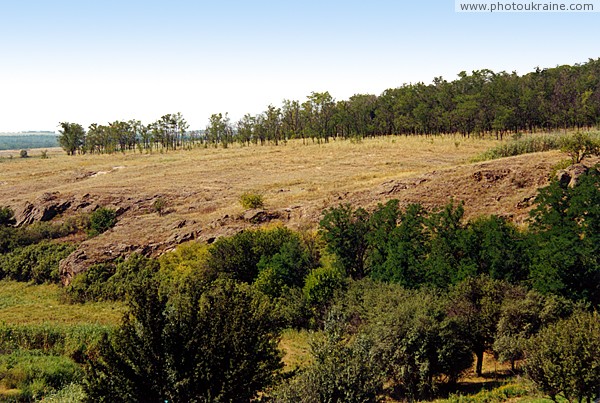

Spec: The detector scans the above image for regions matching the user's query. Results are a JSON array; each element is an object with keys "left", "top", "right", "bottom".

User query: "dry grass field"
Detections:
[{"left": 0, "top": 135, "right": 566, "bottom": 279}]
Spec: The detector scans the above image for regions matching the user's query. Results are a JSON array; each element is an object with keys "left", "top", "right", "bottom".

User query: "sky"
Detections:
[{"left": 1, "top": 0, "right": 599, "bottom": 132}]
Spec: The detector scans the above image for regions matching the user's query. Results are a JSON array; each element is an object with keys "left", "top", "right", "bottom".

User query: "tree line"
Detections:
[{"left": 59, "top": 58, "right": 600, "bottom": 154}]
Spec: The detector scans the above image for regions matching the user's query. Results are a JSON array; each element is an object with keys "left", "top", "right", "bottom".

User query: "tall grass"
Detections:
[
  {"left": 0, "top": 322, "right": 110, "bottom": 360},
  {"left": 471, "top": 131, "right": 600, "bottom": 162}
]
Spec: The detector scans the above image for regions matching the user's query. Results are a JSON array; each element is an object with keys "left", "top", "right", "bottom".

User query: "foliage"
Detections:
[
  {"left": 0, "top": 134, "right": 58, "bottom": 151},
  {"left": 303, "top": 263, "right": 347, "bottom": 308},
  {"left": 272, "top": 312, "right": 384, "bottom": 402},
  {"left": 151, "top": 197, "right": 167, "bottom": 216},
  {"left": 560, "top": 131, "right": 600, "bottom": 163},
  {"left": 529, "top": 165, "right": 600, "bottom": 306},
  {"left": 88, "top": 207, "right": 117, "bottom": 237},
  {"left": 64, "top": 254, "right": 159, "bottom": 303},
  {"left": 447, "top": 276, "right": 513, "bottom": 377},
  {"left": 442, "top": 384, "right": 530, "bottom": 403},
  {"left": 0, "top": 242, "right": 75, "bottom": 283},
  {"left": 0, "top": 205, "right": 16, "bottom": 226},
  {"left": 206, "top": 226, "right": 316, "bottom": 284},
  {"left": 84, "top": 272, "right": 283, "bottom": 402},
  {"left": 19, "top": 149, "right": 28, "bottom": 158},
  {"left": 0, "top": 350, "right": 83, "bottom": 400},
  {"left": 493, "top": 291, "right": 575, "bottom": 371},
  {"left": 0, "top": 322, "right": 110, "bottom": 362},
  {"left": 472, "top": 133, "right": 566, "bottom": 162},
  {"left": 525, "top": 311, "right": 600, "bottom": 402},
  {"left": 239, "top": 191, "right": 265, "bottom": 209},
  {"left": 58, "top": 122, "right": 86, "bottom": 156},
  {"left": 319, "top": 203, "right": 371, "bottom": 279}
]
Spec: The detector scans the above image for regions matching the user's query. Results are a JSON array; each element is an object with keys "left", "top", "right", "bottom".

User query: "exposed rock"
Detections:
[
  {"left": 242, "top": 209, "right": 288, "bottom": 224},
  {"left": 556, "top": 164, "right": 588, "bottom": 188},
  {"left": 472, "top": 169, "right": 511, "bottom": 183},
  {"left": 15, "top": 193, "right": 73, "bottom": 226}
]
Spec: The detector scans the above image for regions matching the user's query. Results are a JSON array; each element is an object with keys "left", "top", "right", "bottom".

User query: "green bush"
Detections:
[
  {"left": 0, "top": 242, "right": 75, "bottom": 283},
  {"left": 525, "top": 311, "right": 600, "bottom": 402},
  {"left": 0, "top": 350, "right": 83, "bottom": 399},
  {"left": 206, "top": 226, "right": 315, "bottom": 284},
  {"left": 472, "top": 133, "right": 573, "bottom": 162},
  {"left": 272, "top": 322, "right": 384, "bottom": 402},
  {"left": 0, "top": 205, "right": 16, "bottom": 226},
  {"left": 88, "top": 207, "right": 117, "bottom": 237},
  {"left": 239, "top": 191, "right": 265, "bottom": 209},
  {"left": 85, "top": 278, "right": 283, "bottom": 402},
  {"left": 303, "top": 263, "right": 347, "bottom": 307},
  {"left": 19, "top": 149, "right": 28, "bottom": 158},
  {"left": 560, "top": 132, "right": 600, "bottom": 163}
]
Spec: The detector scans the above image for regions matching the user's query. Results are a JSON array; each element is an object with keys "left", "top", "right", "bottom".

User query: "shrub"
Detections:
[
  {"left": 88, "top": 207, "right": 117, "bottom": 237},
  {"left": 560, "top": 131, "right": 600, "bottom": 163},
  {"left": 0, "top": 205, "right": 16, "bottom": 226},
  {"left": 0, "top": 242, "right": 75, "bottom": 283},
  {"left": 206, "top": 226, "right": 314, "bottom": 284},
  {"left": 239, "top": 191, "right": 265, "bottom": 209},
  {"left": 272, "top": 328, "right": 384, "bottom": 402},
  {"left": 303, "top": 263, "right": 347, "bottom": 307},
  {"left": 40, "top": 149, "right": 49, "bottom": 159},
  {"left": 525, "top": 311, "right": 600, "bottom": 402},
  {"left": 0, "top": 350, "right": 83, "bottom": 399},
  {"left": 152, "top": 197, "right": 167, "bottom": 216},
  {"left": 20, "top": 149, "right": 28, "bottom": 158},
  {"left": 84, "top": 278, "right": 283, "bottom": 402}
]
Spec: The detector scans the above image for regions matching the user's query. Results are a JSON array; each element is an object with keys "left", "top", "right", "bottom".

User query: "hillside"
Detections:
[{"left": 0, "top": 135, "right": 565, "bottom": 282}]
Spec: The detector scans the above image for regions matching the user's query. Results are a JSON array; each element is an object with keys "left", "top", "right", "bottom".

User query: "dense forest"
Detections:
[
  {"left": 0, "top": 164, "right": 599, "bottom": 401},
  {"left": 57, "top": 58, "right": 600, "bottom": 154}
]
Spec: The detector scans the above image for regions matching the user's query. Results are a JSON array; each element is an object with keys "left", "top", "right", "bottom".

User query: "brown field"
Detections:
[{"left": 0, "top": 136, "right": 565, "bottom": 279}]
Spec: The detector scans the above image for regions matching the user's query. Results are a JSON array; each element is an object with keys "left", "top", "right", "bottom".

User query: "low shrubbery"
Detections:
[
  {"left": 87, "top": 207, "right": 117, "bottom": 237},
  {"left": 239, "top": 191, "right": 265, "bottom": 209},
  {"left": 0, "top": 350, "right": 83, "bottom": 401},
  {"left": 472, "top": 131, "right": 600, "bottom": 162},
  {"left": 0, "top": 242, "right": 75, "bottom": 283}
]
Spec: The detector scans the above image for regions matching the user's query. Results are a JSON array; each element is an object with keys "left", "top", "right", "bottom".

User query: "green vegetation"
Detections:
[
  {"left": 473, "top": 131, "right": 600, "bottom": 162},
  {"left": 525, "top": 311, "right": 600, "bottom": 402},
  {"left": 239, "top": 191, "right": 265, "bottom": 209},
  {"left": 87, "top": 207, "right": 117, "bottom": 237},
  {"left": 1, "top": 162, "right": 599, "bottom": 400}
]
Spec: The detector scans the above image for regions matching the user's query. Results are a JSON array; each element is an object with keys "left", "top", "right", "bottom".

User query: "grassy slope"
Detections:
[{"left": 0, "top": 281, "right": 124, "bottom": 326}]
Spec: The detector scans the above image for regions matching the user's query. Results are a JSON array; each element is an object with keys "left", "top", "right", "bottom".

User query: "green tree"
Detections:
[
  {"left": 529, "top": 166, "right": 600, "bottom": 306},
  {"left": 58, "top": 122, "right": 85, "bottom": 155},
  {"left": 525, "top": 311, "right": 600, "bottom": 402},
  {"left": 319, "top": 204, "right": 370, "bottom": 279},
  {"left": 85, "top": 271, "right": 282, "bottom": 402},
  {"left": 273, "top": 310, "right": 384, "bottom": 402},
  {"left": 448, "top": 276, "right": 510, "bottom": 377},
  {"left": 560, "top": 132, "right": 600, "bottom": 163},
  {"left": 88, "top": 207, "right": 117, "bottom": 237}
]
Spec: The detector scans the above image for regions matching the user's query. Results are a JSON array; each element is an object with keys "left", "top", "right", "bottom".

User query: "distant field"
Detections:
[{"left": 0, "top": 133, "right": 58, "bottom": 151}]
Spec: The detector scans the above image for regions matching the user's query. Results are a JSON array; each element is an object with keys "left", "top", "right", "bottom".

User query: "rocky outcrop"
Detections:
[
  {"left": 556, "top": 164, "right": 589, "bottom": 188},
  {"left": 15, "top": 192, "right": 73, "bottom": 226}
]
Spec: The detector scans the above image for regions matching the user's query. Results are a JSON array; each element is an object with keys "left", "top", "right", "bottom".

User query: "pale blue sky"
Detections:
[{"left": 1, "top": 0, "right": 599, "bottom": 131}]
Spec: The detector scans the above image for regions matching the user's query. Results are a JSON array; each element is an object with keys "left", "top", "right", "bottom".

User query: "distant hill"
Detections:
[{"left": 0, "top": 133, "right": 59, "bottom": 150}]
